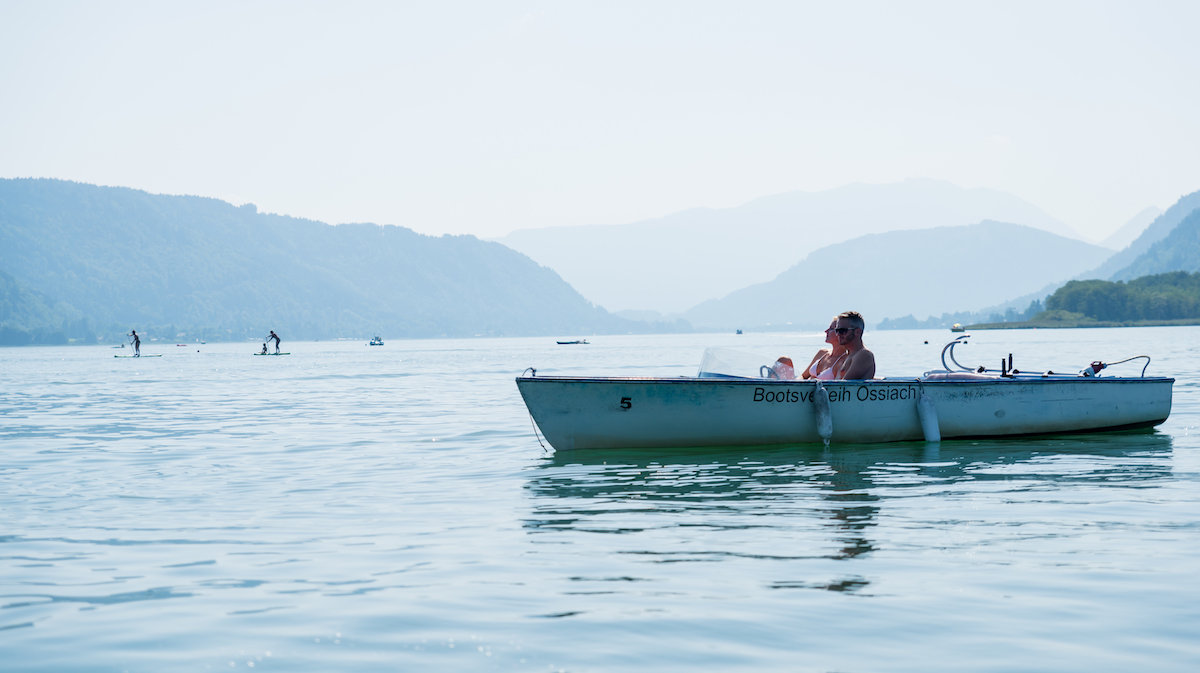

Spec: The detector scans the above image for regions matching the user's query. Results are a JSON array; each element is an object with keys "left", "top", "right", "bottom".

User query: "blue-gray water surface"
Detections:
[{"left": 3, "top": 328, "right": 1199, "bottom": 672}]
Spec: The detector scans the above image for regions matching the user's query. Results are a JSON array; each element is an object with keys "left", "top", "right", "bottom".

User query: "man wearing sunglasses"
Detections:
[{"left": 832, "top": 311, "right": 875, "bottom": 379}]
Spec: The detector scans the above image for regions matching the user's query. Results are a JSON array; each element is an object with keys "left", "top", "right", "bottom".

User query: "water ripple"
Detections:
[{"left": 2, "top": 333, "right": 1199, "bottom": 672}]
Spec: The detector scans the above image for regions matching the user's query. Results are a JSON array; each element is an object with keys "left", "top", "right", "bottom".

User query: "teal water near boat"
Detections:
[{"left": 3, "top": 329, "right": 1200, "bottom": 672}]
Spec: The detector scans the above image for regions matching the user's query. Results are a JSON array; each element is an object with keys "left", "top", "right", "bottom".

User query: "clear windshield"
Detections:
[{"left": 697, "top": 347, "right": 777, "bottom": 379}]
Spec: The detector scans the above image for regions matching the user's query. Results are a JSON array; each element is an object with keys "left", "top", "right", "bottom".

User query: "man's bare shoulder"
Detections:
[{"left": 842, "top": 349, "right": 876, "bottom": 379}]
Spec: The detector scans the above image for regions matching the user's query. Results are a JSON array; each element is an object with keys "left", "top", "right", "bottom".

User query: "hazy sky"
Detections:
[{"left": 3, "top": 1, "right": 1198, "bottom": 240}]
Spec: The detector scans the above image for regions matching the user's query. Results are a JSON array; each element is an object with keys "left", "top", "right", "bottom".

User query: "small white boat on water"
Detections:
[
  {"left": 515, "top": 336, "right": 1173, "bottom": 450},
  {"left": 369, "top": 336, "right": 384, "bottom": 346}
]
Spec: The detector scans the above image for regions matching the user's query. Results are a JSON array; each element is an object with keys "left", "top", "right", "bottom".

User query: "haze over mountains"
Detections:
[
  {"left": 681, "top": 222, "right": 1113, "bottom": 331},
  {"left": 1111, "top": 206, "right": 1200, "bottom": 282},
  {"left": 0, "top": 179, "right": 646, "bottom": 344},
  {"left": 1076, "top": 189, "right": 1200, "bottom": 282},
  {"left": 677, "top": 187, "right": 1200, "bottom": 331},
  {"left": 1101, "top": 206, "right": 1162, "bottom": 250},
  {"left": 497, "top": 179, "right": 1085, "bottom": 314},
  {"left": 3, "top": 177, "right": 1198, "bottom": 345}
]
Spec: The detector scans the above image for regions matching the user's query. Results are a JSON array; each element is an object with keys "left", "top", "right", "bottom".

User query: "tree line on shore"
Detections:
[
  {"left": 879, "top": 271, "right": 1200, "bottom": 330},
  {"left": 1037, "top": 271, "right": 1200, "bottom": 323}
]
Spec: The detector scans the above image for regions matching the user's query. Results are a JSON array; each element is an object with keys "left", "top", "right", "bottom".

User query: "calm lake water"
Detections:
[{"left": 3, "top": 328, "right": 1199, "bottom": 672}]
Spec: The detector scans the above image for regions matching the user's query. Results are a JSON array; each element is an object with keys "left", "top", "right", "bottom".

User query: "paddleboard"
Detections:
[
  {"left": 114, "top": 354, "right": 162, "bottom": 358},
  {"left": 253, "top": 352, "right": 291, "bottom": 356}
]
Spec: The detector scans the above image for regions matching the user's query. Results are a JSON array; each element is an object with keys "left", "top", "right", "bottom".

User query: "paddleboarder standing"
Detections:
[
  {"left": 266, "top": 330, "right": 281, "bottom": 354},
  {"left": 128, "top": 330, "right": 141, "bottom": 357}
]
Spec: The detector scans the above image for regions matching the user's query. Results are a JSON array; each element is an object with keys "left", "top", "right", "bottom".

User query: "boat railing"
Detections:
[
  {"left": 937, "top": 335, "right": 1154, "bottom": 378},
  {"left": 693, "top": 341, "right": 1158, "bottom": 382},
  {"left": 940, "top": 334, "right": 974, "bottom": 371},
  {"left": 1094, "top": 355, "right": 1153, "bottom": 377},
  {"left": 920, "top": 370, "right": 1098, "bottom": 381}
]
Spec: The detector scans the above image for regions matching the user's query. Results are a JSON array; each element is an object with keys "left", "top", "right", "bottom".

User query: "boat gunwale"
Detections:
[{"left": 516, "top": 375, "right": 1176, "bottom": 385}]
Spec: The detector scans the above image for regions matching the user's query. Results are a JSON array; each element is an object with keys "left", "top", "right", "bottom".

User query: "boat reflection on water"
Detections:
[{"left": 521, "top": 431, "right": 1173, "bottom": 594}]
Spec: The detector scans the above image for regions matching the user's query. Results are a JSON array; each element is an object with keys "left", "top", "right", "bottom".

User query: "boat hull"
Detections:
[{"left": 515, "top": 376, "right": 1174, "bottom": 450}]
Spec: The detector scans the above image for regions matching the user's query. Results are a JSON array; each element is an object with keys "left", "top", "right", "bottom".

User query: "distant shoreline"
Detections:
[{"left": 967, "top": 318, "right": 1200, "bottom": 330}]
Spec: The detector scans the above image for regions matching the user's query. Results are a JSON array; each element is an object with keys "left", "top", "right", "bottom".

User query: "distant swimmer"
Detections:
[
  {"left": 129, "top": 330, "right": 141, "bottom": 357},
  {"left": 267, "top": 330, "right": 281, "bottom": 354}
]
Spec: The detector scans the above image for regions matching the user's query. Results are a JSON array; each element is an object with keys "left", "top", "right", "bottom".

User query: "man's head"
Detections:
[{"left": 833, "top": 311, "right": 865, "bottom": 345}]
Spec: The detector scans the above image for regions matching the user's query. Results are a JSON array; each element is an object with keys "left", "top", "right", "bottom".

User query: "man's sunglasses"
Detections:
[{"left": 834, "top": 327, "right": 856, "bottom": 334}]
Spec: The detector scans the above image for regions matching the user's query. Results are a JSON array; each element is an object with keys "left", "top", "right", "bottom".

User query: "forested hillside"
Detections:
[
  {"left": 1112, "top": 208, "right": 1200, "bottom": 281},
  {"left": 0, "top": 179, "right": 649, "bottom": 344},
  {"left": 0, "top": 269, "right": 88, "bottom": 344},
  {"left": 1082, "top": 189, "right": 1200, "bottom": 280},
  {"left": 1042, "top": 271, "right": 1200, "bottom": 323}
]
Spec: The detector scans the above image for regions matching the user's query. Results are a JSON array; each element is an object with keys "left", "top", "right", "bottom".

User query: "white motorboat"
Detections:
[{"left": 515, "top": 336, "right": 1173, "bottom": 450}]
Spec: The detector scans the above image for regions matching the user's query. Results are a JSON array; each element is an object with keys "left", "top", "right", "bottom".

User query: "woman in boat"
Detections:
[
  {"left": 771, "top": 319, "right": 846, "bottom": 380},
  {"left": 799, "top": 319, "right": 848, "bottom": 380}
]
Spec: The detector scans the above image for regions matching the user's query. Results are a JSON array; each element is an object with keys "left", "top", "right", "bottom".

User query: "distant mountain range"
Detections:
[
  {"left": 676, "top": 186, "right": 1200, "bottom": 332},
  {"left": 0, "top": 179, "right": 660, "bottom": 344},
  {"left": 679, "top": 221, "right": 1114, "bottom": 331},
  {"left": 1112, "top": 207, "right": 1200, "bottom": 281},
  {"left": 4, "top": 178, "right": 1197, "bottom": 345},
  {"left": 1078, "top": 189, "right": 1200, "bottom": 281},
  {"left": 497, "top": 178, "right": 1082, "bottom": 313},
  {"left": 1100, "top": 206, "right": 1162, "bottom": 250}
]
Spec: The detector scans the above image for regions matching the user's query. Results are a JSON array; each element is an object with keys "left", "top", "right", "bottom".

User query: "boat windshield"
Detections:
[{"left": 697, "top": 347, "right": 777, "bottom": 379}]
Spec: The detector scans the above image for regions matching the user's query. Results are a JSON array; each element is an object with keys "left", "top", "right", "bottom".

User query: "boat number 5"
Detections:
[{"left": 620, "top": 397, "right": 632, "bottom": 410}]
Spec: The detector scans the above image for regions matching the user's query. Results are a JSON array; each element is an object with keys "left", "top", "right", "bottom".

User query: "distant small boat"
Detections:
[
  {"left": 557, "top": 339, "right": 589, "bottom": 345},
  {"left": 369, "top": 336, "right": 384, "bottom": 346},
  {"left": 736, "top": 329, "right": 743, "bottom": 335},
  {"left": 951, "top": 323, "right": 966, "bottom": 332},
  {"left": 254, "top": 352, "right": 291, "bottom": 356}
]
